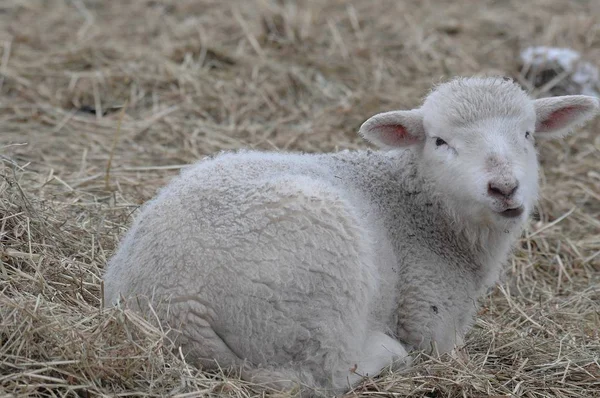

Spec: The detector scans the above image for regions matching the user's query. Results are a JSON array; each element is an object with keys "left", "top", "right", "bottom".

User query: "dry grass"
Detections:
[{"left": 1, "top": 0, "right": 599, "bottom": 397}]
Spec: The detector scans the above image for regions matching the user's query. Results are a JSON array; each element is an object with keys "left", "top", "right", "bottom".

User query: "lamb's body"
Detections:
[
  {"left": 104, "top": 77, "right": 599, "bottom": 395},
  {"left": 105, "top": 149, "right": 503, "bottom": 390}
]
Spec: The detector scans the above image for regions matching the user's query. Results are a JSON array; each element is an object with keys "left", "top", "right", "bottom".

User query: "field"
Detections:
[{"left": 1, "top": 1, "right": 600, "bottom": 397}]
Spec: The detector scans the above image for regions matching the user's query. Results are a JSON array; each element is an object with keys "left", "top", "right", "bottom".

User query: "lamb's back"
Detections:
[{"left": 103, "top": 150, "right": 380, "bottom": 368}]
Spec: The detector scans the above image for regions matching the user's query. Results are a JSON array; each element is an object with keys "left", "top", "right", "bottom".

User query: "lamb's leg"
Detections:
[
  {"left": 230, "top": 332, "right": 410, "bottom": 397},
  {"left": 339, "top": 331, "right": 411, "bottom": 389}
]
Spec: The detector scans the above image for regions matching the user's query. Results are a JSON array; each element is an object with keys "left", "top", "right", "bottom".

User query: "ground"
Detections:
[{"left": 1, "top": 1, "right": 599, "bottom": 397}]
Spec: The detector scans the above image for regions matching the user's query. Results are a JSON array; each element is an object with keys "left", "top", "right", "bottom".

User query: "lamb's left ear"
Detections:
[
  {"left": 359, "top": 109, "right": 425, "bottom": 148},
  {"left": 534, "top": 95, "right": 599, "bottom": 139}
]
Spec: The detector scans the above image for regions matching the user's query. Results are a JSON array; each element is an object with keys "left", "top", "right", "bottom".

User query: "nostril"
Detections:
[
  {"left": 488, "top": 181, "right": 519, "bottom": 198},
  {"left": 488, "top": 183, "right": 503, "bottom": 197}
]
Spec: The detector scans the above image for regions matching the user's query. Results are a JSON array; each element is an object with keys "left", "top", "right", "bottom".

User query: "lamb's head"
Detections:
[{"left": 360, "top": 77, "right": 599, "bottom": 229}]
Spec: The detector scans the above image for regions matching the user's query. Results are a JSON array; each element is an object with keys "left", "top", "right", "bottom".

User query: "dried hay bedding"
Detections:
[{"left": 1, "top": 1, "right": 599, "bottom": 397}]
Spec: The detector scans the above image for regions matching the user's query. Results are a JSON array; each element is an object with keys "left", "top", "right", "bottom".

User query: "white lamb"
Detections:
[{"left": 103, "top": 77, "right": 599, "bottom": 396}]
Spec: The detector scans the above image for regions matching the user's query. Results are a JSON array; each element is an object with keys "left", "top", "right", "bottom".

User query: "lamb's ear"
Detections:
[
  {"left": 359, "top": 109, "right": 425, "bottom": 148},
  {"left": 534, "top": 95, "right": 599, "bottom": 139}
]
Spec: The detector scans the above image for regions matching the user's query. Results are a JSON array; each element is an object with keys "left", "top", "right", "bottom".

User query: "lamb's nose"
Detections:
[{"left": 488, "top": 180, "right": 519, "bottom": 199}]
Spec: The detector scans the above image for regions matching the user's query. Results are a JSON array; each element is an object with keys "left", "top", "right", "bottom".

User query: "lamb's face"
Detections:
[
  {"left": 420, "top": 109, "right": 539, "bottom": 225},
  {"left": 360, "top": 76, "right": 599, "bottom": 229},
  {"left": 419, "top": 80, "right": 539, "bottom": 224}
]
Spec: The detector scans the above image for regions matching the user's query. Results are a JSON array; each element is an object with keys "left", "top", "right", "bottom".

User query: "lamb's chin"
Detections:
[{"left": 452, "top": 207, "right": 519, "bottom": 235}]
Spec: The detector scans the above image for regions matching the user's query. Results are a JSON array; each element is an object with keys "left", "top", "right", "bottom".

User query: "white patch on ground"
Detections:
[{"left": 521, "top": 46, "right": 599, "bottom": 98}]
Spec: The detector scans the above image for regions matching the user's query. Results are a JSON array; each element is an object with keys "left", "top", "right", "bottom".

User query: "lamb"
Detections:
[{"left": 103, "top": 77, "right": 599, "bottom": 396}]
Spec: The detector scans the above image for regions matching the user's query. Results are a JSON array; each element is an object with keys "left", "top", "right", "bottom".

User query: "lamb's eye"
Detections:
[
  {"left": 435, "top": 138, "right": 447, "bottom": 147},
  {"left": 525, "top": 131, "right": 530, "bottom": 139}
]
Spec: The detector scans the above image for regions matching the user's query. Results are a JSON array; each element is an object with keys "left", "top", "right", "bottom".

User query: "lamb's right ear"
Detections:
[{"left": 359, "top": 109, "right": 425, "bottom": 148}]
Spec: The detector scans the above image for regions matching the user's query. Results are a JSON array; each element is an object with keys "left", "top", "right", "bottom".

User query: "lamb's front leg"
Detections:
[{"left": 339, "top": 331, "right": 412, "bottom": 390}]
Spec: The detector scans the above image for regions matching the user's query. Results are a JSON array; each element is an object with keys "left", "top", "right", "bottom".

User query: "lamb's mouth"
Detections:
[{"left": 497, "top": 206, "right": 524, "bottom": 218}]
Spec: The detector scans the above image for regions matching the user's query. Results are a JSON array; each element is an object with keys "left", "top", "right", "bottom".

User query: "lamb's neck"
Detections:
[
  {"left": 454, "top": 214, "right": 522, "bottom": 287},
  {"left": 422, "top": 170, "right": 525, "bottom": 288}
]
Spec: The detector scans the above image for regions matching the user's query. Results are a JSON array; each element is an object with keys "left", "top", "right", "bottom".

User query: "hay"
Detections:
[{"left": 1, "top": 0, "right": 599, "bottom": 396}]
